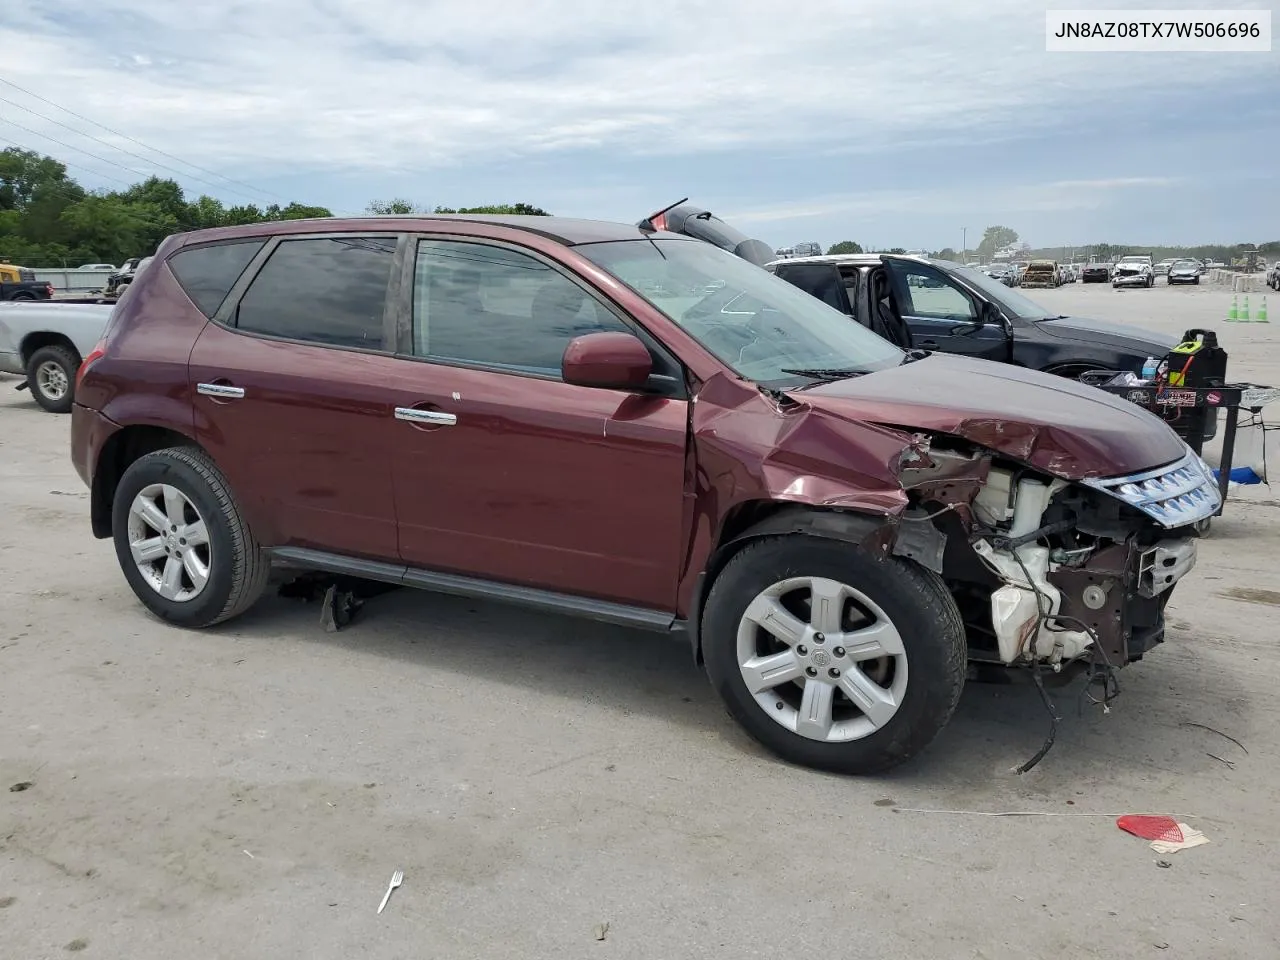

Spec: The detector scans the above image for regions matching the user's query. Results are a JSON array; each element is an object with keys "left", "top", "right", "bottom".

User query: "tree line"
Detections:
[
  {"left": 1, "top": 148, "right": 550, "bottom": 268},
  {"left": 823, "top": 225, "right": 1280, "bottom": 263}
]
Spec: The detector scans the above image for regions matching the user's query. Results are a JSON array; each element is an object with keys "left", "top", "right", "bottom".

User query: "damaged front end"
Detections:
[{"left": 898, "top": 439, "right": 1219, "bottom": 674}]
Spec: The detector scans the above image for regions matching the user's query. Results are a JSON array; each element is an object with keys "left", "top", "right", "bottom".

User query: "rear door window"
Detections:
[
  {"left": 233, "top": 236, "right": 396, "bottom": 349},
  {"left": 168, "top": 240, "right": 265, "bottom": 317}
]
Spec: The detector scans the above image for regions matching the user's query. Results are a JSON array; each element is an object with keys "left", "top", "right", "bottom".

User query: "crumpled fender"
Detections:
[{"left": 678, "top": 373, "right": 925, "bottom": 629}]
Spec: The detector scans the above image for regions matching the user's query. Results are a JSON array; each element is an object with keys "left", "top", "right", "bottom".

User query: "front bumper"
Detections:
[{"left": 1113, "top": 273, "right": 1150, "bottom": 287}]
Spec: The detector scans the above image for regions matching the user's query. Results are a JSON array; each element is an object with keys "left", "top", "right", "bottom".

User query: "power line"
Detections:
[
  {"left": 0, "top": 134, "right": 137, "bottom": 187},
  {"left": 0, "top": 114, "right": 161, "bottom": 182},
  {"left": 0, "top": 74, "right": 290, "bottom": 204},
  {"left": 0, "top": 93, "right": 277, "bottom": 205}
]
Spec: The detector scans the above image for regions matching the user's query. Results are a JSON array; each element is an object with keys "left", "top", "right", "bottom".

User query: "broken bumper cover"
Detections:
[
  {"left": 1081, "top": 449, "right": 1220, "bottom": 528},
  {"left": 1112, "top": 272, "right": 1150, "bottom": 286}
]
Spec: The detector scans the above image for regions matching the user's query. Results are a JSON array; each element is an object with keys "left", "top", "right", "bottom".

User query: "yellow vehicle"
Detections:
[{"left": 0, "top": 260, "right": 53, "bottom": 300}]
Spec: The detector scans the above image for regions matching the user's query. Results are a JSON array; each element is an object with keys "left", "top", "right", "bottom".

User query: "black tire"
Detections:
[
  {"left": 701, "top": 536, "right": 966, "bottom": 774},
  {"left": 25, "top": 344, "right": 80, "bottom": 413},
  {"left": 112, "top": 447, "right": 270, "bottom": 628},
  {"left": 8, "top": 291, "right": 36, "bottom": 301},
  {"left": 1193, "top": 277, "right": 1199, "bottom": 285}
]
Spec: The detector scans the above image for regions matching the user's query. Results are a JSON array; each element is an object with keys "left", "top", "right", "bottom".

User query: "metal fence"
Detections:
[{"left": 30, "top": 268, "right": 114, "bottom": 292}]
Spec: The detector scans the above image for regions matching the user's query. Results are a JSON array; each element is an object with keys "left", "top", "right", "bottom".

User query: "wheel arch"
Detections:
[
  {"left": 20, "top": 331, "right": 80, "bottom": 367},
  {"left": 91, "top": 425, "right": 205, "bottom": 538},
  {"left": 683, "top": 501, "right": 897, "bottom": 666}
]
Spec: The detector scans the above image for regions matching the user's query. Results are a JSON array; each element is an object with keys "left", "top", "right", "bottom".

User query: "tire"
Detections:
[
  {"left": 8, "top": 291, "right": 36, "bottom": 301},
  {"left": 25, "top": 344, "right": 80, "bottom": 413},
  {"left": 1193, "top": 278, "right": 1199, "bottom": 285},
  {"left": 112, "top": 447, "right": 270, "bottom": 628},
  {"left": 701, "top": 536, "right": 966, "bottom": 774}
]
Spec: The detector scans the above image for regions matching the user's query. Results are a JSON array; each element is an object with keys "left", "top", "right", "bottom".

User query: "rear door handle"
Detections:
[
  {"left": 197, "top": 383, "right": 245, "bottom": 399},
  {"left": 395, "top": 407, "right": 456, "bottom": 426}
]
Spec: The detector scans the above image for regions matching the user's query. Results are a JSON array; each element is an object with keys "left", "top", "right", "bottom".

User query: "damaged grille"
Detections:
[{"left": 1082, "top": 449, "right": 1220, "bottom": 528}]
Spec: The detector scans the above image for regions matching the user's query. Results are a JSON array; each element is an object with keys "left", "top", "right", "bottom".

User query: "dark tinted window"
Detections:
[
  {"left": 235, "top": 237, "right": 396, "bottom": 348},
  {"left": 411, "top": 239, "right": 628, "bottom": 375},
  {"left": 168, "top": 240, "right": 264, "bottom": 317}
]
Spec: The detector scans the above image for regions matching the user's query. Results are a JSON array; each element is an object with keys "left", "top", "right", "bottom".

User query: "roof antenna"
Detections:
[{"left": 638, "top": 197, "right": 689, "bottom": 232}]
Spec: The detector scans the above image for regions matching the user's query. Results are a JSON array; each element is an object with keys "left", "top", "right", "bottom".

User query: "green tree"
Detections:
[
  {"left": 886, "top": 247, "right": 907, "bottom": 254},
  {"left": 976, "top": 225, "right": 1019, "bottom": 260},
  {"left": 934, "top": 247, "right": 958, "bottom": 261},
  {"left": 367, "top": 198, "right": 423, "bottom": 215},
  {"left": 433, "top": 203, "right": 551, "bottom": 216},
  {"left": 826, "top": 240, "right": 863, "bottom": 255}
]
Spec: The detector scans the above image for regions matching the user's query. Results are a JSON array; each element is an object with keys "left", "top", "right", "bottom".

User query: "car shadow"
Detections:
[{"left": 225, "top": 579, "right": 1247, "bottom": 784}]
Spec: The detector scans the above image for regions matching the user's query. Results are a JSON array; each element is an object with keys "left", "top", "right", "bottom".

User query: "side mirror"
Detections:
[{"left": 562, "top": 332, "right": 654, "bottom": 390}]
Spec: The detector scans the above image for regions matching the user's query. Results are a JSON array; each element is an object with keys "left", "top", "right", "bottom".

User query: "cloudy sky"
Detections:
[{"left": 2, "top": 0, "right": 1277, "bottom": 251}]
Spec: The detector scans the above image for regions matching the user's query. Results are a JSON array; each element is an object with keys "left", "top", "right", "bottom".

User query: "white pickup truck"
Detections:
[{"left": 0, "top": 301, "right": 116, "bottom": 413}]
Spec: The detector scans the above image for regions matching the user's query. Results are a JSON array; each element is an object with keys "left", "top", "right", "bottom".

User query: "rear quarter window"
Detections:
[{"left": 169, "top": 240, "right": 266, "bottom": 317}]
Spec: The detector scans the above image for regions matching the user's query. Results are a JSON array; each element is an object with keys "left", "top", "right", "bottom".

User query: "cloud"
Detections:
[
  {"left": 726, "top": 176, "right": 1185, "bottom": 225},
  {"left": 1, "top": 0, "right": 1273, "bottom": 185}
]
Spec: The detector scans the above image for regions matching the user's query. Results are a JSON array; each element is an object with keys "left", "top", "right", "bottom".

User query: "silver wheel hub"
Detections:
[
  {"left": 36, "top": 360, "right": 69, "bottom": 400},
  {"left": 126, "top": 483, "right": 212, "bottom": 603},
  {"left": 736, "top": 576, "right": 909, "bottom": 743}
]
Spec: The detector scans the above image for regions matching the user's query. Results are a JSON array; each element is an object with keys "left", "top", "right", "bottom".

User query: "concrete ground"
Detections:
[{"left": 1, "top": 279, "right": 1277, "bottom": 959}]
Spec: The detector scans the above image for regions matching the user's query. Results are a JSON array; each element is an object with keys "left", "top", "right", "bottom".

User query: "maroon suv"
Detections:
[{"left": 70, "top": 215, "right": 1220, "bottom": 773}]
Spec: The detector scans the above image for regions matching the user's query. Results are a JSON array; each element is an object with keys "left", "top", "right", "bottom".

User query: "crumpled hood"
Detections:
[{"left": 798, "top": 354, "right": 1187, "bottom": 480}]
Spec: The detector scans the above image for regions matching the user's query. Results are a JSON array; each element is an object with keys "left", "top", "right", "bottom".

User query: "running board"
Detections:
[{"left": 269, "top": 547, "right": 677, "bottom": 632}]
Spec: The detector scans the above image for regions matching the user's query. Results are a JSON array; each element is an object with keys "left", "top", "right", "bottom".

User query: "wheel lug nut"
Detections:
[
  {"left": 805, "top": 667, "right": 817, "bottom": 677},
  {"left": 179, "top": 538, "right": 186, "bottom": 545},
  {"left": 814, "top": 633, "right": 825, "bottom": 644},
  {"left": 797, "top": 645, "right": 808, "bottom": 655},
  {"left": 834, "top": 647, "right": 846, "bottom": 658},
  {"left": 829, "top": 668, "right": 841, "bottom": 679}
]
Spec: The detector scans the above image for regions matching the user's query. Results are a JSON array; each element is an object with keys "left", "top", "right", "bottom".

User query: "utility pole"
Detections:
[{"left": 962, "top": 227, "right": 967, "bottom": 262}]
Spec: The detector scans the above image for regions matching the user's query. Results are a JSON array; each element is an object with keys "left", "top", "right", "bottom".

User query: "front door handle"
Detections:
[
  {"left": 197, "top": 382, "right": 245, "bottom": 399},
  {"left": 919, "top": 339, "right": 939, "bottom": 350},
  {"left": 395, "top": 407, "right": 456, "bottom": 426}
]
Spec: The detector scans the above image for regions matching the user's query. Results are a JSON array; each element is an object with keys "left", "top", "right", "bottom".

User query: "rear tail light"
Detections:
[{"left": 76, "top": 338, "right": 107, "bottom": 391}]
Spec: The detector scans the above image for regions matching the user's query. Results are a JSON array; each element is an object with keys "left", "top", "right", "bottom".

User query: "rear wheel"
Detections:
[
  {"left": 112, "top": 447, "right": 270, "bottom": 627},
  {"left": 702, "top": 536, "right": 966, "bottom": 774},
  {"left": 8, "top": 291, "right": 36, "bottom": 301},
  {"left": 25, "top": 344, "right": 79, "bottom": 413}
]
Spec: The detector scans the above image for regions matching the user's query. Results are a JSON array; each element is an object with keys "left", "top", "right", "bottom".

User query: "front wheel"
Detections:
[
  {"left": 701, "top": 536, "right": 966, "bottom": 774},
  {"left": 112, "top": 447, "right": 270, "bottom": 627}
]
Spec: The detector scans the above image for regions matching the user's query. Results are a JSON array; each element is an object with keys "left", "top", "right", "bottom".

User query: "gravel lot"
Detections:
[{"left": 2, "top": 279, "right": 1277, "bottom": 959}]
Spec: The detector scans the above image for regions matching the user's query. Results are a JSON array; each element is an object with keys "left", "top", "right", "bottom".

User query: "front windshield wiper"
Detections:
[{"left": 779, "top": 367, "right": 870, "bottom": 383}]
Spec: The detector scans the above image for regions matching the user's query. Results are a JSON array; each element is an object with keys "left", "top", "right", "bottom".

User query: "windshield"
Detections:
[
  {"left": 946, "top": 260, "right": 1055, "bottom": 318},
  {"left": 579, "top": 239, "right": 904, "bottom": 386}
]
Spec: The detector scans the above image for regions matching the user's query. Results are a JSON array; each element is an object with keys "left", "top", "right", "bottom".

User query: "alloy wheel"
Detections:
[
  {"left": 736, "top": 576, "right": 908, "bottom": 743},
  {"left": 35, "top": 359, "right": 69, "bottom": 402},
  {"left": 126, "top": 483, "right": 212, "bottom": 602}
]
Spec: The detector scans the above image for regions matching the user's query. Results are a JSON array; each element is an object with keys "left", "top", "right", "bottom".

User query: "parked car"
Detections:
[
  {"left": 79, "top": 263, "right": 117, "bottom": 271},
  {"left": 0, "top": 262, "right": 55, "bottom": 301},
  {"left": 70, "top": 215, "right": 1217, "bottom": 774},
  {"left": 1154, "top": 259, "right": 1178, "bottom": 277},
  {"left": 980, "top": 263, "right": 1018, "bottom": 287},
  {"left": 0, "top": 301, "right": 116, "bottom": 411},
  {"left": 1112, "top": 255, "right": 1154, "bottom": 288},
  {"left": 105, "top": 256, "right": 153, "bottom": 298},
  {"left": 767, "top": 253, "right": 1185, "bottom": 379},
  {"left": 1166, "top": 259, "right": 1202, "bottom": 285},
  {"left": 1081, "top": 262, "right": 1111, "bottom": 283},
  {"left": 1267, "top": 261, "right": 1280, "bottom": 290},
  {"left": 1019, "top": 260, "right": 1060, "bottom": 289}
]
